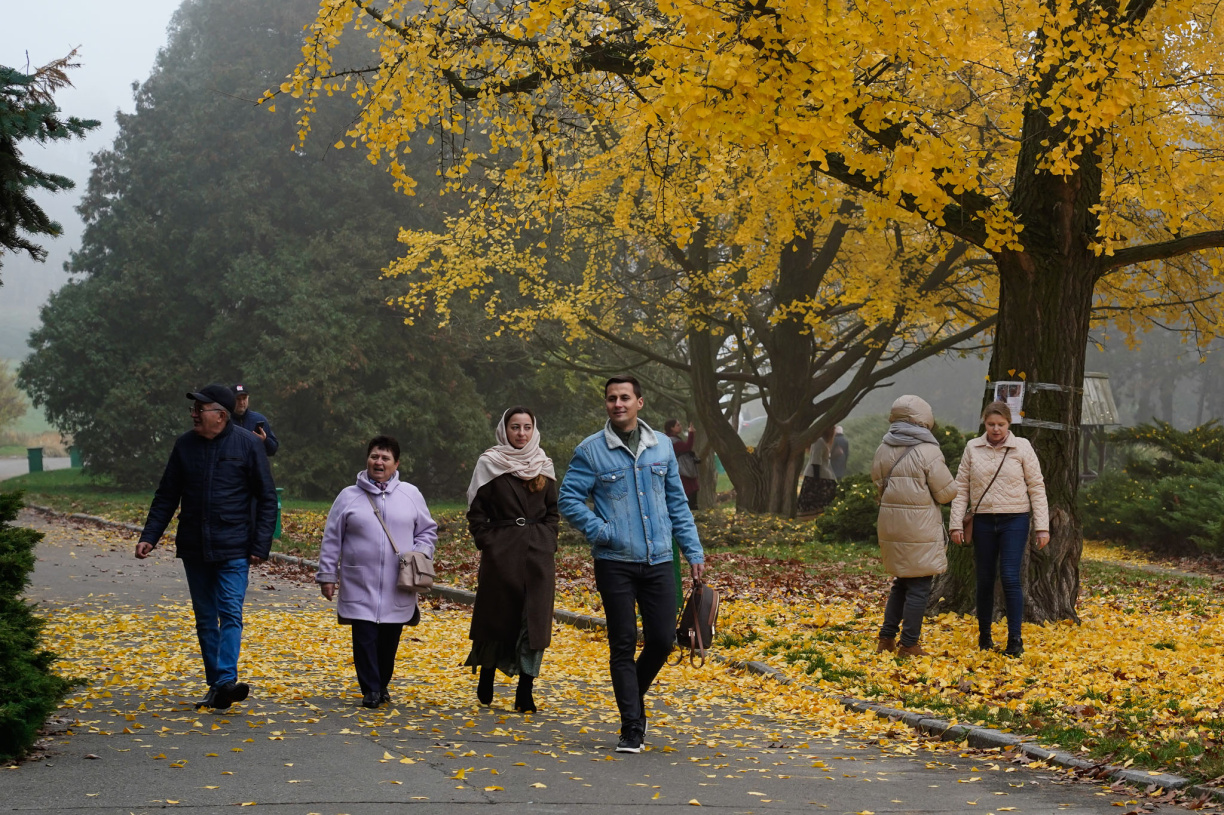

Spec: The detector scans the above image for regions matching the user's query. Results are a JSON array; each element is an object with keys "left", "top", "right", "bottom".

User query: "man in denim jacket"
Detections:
[{"left": 559, "top": 375, "right": 705, "bottom": 753}]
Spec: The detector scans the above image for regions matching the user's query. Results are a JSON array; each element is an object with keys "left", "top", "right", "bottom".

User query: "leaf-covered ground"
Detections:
[
  {"left": 29, "top": 500, "right": 1224, "bottom": 790},
  {"left": 280, "top": 508, "right": 1224, "bottom": 781}
]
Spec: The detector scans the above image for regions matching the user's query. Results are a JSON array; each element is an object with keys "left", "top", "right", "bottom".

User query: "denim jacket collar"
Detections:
[{"left": 602, "top": 419, "right": 659, "bottom": 461}]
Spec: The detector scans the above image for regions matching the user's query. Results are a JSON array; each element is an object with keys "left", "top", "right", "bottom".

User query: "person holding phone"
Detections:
[{"left": 231, "top": 383, "right": 279, "bottom": 457}]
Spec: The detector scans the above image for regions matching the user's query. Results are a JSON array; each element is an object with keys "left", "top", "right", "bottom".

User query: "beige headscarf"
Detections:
[{"left": 465, "top": 409, "right": 556, "bottom": 507}]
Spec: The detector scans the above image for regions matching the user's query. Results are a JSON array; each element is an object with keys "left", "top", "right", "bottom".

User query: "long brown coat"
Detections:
[{"left": 467, "top": 473, "right": 559, "bottom": 650}]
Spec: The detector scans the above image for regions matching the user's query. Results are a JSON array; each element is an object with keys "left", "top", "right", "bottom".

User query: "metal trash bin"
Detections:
[
  {"left": 27, "top": 447, "right": 43, "bottom": 474},
  {"left": 274, "top": 487, "right": 285, "bottom": 539}
]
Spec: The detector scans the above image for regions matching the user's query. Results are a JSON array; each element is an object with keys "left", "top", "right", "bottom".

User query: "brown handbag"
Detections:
[
  {"left": 962, "top": 449, "right": 1008, "bottom": 544},
  {"left": 366, "top": 493, "right": 435, "bottom": 591},
  {"left": 674, "top": 579, "right": 720, "bottom": 667}
]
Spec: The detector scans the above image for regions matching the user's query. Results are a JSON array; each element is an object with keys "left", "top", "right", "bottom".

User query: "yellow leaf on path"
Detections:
[
  {"left": 166, "top": 800, "right": 179, "bottom": 804},
  {"left": 531, "top": 783, "right": 547, "bottom": 788},
  {"left": 240, "top": 803, "right": 257, "bottom": 807},
  {"left": 152, "top": 754, "right": 166, "bottom": 760},
  {"left": 453, "top": 768, "right": 466, "bottom": 779},
  {"left": 652, "top": 792, "right": 660, "bottom": 800},
  {"left": 484, "top": 786, "right": 504, "bottom": 791},
  {"left": 203, "top": 786, "right": 219, "bottom": 790},
  {"left": 399, "top": 758, "right": 415, "bottom": 764},
  {"left": 205, "top": 753, "right": 218, "bottom": 757},
  {"left": 688, "top": 800, "right": 701, "bottom": 806},
  {"left": 383, "top": 752, "right": 395, "bottom": 760}
]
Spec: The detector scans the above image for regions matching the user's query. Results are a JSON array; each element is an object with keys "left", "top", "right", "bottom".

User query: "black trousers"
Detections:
[
  {"left": 593, "top": 559, "right": 676, "bottom": 727},
  {"left": 350, "top": 620, "right": 404, "bottom": 695},
  {"left": 878, "top": 575, "right": 933, "bottom": 647}
]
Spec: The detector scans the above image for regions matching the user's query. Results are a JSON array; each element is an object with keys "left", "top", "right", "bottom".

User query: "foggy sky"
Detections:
[{"left": 1, "top": 0, "right": 181, "bottom": 359}]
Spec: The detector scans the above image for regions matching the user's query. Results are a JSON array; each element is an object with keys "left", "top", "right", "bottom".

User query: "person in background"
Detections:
[
  {"left": 317, "top": 436, "right": 438, "bottom": 708},
  {"left": 558, "top": 375, "right": 705, "bottom": 754},
  {"left": 231, "top": 383, "right": 278, "bottom": 457},
  {"left": 831, "top": 425, "right": 850, "bottom": 480},
  {"left": 949, "top": 401, "right": 1050, "bottom": 657},
  {"left": 664, "top": 418, "right": 700, "bottom": 511},
  {"left": 796, "top": 425, "right": 838, "bottom": 519},
  {"left": 871, "top": 396, "right": 957, "bottom": 656},
  {"left": 465, "top": 407, "right": 559, "bottom": 713},
  {"left": 135, "top": 383, "right": 276, "bottom": 711}
]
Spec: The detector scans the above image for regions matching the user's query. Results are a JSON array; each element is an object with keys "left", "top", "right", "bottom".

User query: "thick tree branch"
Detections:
[{"left": 1102, "top": 230, "right": 1224, "bottom": 273}]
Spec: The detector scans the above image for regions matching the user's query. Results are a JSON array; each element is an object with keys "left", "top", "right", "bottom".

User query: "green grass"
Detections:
[{"left": 3, "top": 467, "right": 466, "bottom": 531}]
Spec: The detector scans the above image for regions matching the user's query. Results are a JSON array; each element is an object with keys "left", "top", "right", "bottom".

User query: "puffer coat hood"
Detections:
[{"left": 888, "top": 395, "right": 936, "bottom": 429}]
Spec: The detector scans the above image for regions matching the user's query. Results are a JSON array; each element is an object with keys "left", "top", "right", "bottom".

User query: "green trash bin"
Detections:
[
  {"left": 273, "top": 487, "right": 285, "bottom": 540},
  {"left": 27, "top": 447, "right": 43, "bottom": 474},
  {"left": 69, "top": 446, "right": 83, "bottom": 468}
]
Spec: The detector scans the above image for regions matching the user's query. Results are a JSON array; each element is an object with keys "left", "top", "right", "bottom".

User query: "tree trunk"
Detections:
[{"left": 931, "top": 87, "right": 1101, "bottom": 623}]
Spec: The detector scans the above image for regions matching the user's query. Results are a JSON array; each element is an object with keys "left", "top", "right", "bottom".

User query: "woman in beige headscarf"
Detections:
[{"left": 464, "top": 406, "right": 558, "bottom": 712}]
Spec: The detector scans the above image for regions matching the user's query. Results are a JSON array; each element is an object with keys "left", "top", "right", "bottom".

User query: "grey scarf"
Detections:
[{"left": 882, "top": 421, "right": 938, "bottom": 447}]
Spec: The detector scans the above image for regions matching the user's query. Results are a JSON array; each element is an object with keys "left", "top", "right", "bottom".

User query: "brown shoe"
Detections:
[
  {"left": 876, "top": 637, "right": 896, "bottom": 653},
  {"left": 897, "top": 643, "right": 929, "bottom": 657}
]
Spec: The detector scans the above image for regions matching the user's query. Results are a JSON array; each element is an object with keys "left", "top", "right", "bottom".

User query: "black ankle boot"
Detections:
[
  {"left": 514, "top": 674, "right": 536, "bottom": 713},
  {"left": 477, "top": 667, "right": 495, "bottom": 705},
  {"left": 978, "top": 635, "right": 996, "bottom": 652},
  {"left": 1003, "top": 638, "right": 1024, "bottom": 658}
]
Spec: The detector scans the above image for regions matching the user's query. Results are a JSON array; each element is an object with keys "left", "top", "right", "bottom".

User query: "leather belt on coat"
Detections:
[{"left": 486, "top": 517, "right": 544, "bottom": 527}]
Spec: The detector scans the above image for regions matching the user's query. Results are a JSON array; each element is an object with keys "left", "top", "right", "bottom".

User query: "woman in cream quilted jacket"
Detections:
[
  {"left": 871, "top": 395, "right": 957, "bottom": 657},
  {"left": 949, "top": 401, "right": 1049, "bottom": 657}
]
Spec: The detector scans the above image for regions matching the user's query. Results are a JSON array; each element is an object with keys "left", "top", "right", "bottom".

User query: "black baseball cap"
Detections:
[
  {"left": 186, "top": 383, "right": 236, "bottom": 414},
  {"left": 233, "top": 383, "right": 250, "bottom": 396}
]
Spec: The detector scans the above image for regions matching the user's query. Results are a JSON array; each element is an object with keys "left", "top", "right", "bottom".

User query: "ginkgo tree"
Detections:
[{"left": 275, "top": 0, "right": 1224, "bottom": 621}]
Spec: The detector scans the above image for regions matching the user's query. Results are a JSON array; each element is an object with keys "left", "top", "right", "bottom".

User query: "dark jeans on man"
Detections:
[
  {"left": 593, "top": 559, "right": 677, "bottom": 730},
  {"left": 350, "top": 621, "right": 405, "bottom": 695},
  {"left": 973, "top": 512, "right": 1030, "bottom": 643},
  {"left": 181, "top": 557, "right": 250, "bottom": 688},
  {"left": 878, "top": 575, "right": 933, "bottom": 647}
]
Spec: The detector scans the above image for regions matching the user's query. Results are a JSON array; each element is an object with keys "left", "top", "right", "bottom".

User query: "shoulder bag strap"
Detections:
[
  {"left": 971, "top": 449, "right": 1009, "bottom": 516},
  {"left": 879, "top": 445, "right": 919, "bottom": 497},
  {"left": 366, "top": 492, "right": 402, "bottom": 556}
]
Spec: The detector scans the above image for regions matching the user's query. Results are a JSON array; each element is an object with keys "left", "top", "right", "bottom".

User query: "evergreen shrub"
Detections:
[
  {"left": 0, "top": 492, "right": 72, "bottom": 761},
  {"left": 1080, "top": 421, "right": 1224, "bottom": 554}
]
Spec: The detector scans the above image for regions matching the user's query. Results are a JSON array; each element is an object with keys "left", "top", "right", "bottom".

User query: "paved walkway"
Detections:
[
  {"left": 0, "top": 456, "right": 72, "bottom": 481},
  {"left": 6, "top": 511, "right": 1169, "bottom": 814}
]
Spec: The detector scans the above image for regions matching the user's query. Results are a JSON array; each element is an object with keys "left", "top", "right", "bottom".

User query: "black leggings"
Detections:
[{"left": 350, "top": 620, "right": 404, "bottom": 695}]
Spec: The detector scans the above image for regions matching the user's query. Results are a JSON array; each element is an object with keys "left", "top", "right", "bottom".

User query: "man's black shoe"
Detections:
[
  {"left": 379, "top": 690, "right": 391, "bottom": 706},
  {"left": 195, "top": 687, "right": 218, "bottom": 710},
  {"left": 213, "top": 682, "right": 250, "bottom": 710},
  {"left": 361, "top": 691, "right": 381, "bottom": 709},
  {"left": 616, "top": 726, "right": 644, "bottom": 754}
]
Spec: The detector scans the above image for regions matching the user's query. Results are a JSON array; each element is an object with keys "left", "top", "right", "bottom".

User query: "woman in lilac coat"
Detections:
[{"left": 317, "top": 436, "right": 438, "bottom": 708}]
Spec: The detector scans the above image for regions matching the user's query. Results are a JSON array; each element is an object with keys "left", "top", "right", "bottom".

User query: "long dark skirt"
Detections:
[
  {"left": 797, "top": 476, "right": 838, "bottom": 516},
  {"left": 464, "top": 608, "right": 544, "bottom": 678}
]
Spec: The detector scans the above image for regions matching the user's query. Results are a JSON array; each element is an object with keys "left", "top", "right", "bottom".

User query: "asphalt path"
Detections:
[
  {"left": 4, "top": 510, "right": 1169, "bottom": 815},
  {"left": 0, "top": 456, "right": 72, "bottom": 481}
]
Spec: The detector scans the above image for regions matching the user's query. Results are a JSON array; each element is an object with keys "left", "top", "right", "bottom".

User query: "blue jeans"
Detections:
[
  {"left": 973, "top": 513, "right": 1029, "bottom": 643},
  {"left": 182, "top": 557, "right": 250, "bottom": 687}
]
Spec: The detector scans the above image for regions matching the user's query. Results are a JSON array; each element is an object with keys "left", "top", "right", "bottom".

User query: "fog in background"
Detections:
[
  {"left": 2, "top": 1, "right": 1215, "bottom": 443},
  {"left": 1, "top": 1, "right": 181, "bottom": 359}
]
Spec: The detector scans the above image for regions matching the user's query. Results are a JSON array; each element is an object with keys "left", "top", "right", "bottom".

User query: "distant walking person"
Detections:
[
  {"left": 135, "top": 383, "right": 277, "bottom": 710},
  {"left": 871, "top": 396, "right": 957, "bottom": 657},
  {"left": 831, "top": 425, "right": 850, "bottom": 480},
  {"left": 949, "top": 401, "right": 1049, "bottom": 657},
  {"left": 559, "top": 375, "right": 705, "bottom": 754},
  {"left": 231, "top": 384, "right": 278, "bottom": 457},
  {"left": 317, "top": 436, "right": 437, "bottom": 708},
  {"left": 664, "top": 419, "right": 700, "bottom": 511},
  {"left": 797, "top": 425, "right": 838, "bottom": 519},
  {"left": 465, "top": 407, "right": 558, "bottom": 713}
]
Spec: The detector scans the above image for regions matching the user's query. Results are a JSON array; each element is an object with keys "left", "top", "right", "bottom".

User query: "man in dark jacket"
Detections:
[
  {"left": 231, "top": 383, "right": 278, "bottom": 457},
  {"left": 135, "top": 383, "right": 277, "bottom": 710}
]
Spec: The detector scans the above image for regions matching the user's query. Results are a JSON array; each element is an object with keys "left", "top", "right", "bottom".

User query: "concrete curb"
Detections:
[{"left": 24, "top": 501, "right": 1215, "bottom": 800}]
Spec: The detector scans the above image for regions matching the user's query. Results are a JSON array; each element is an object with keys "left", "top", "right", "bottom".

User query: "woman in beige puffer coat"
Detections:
[
  {"left": 871, "top": 395, "right": 957, "bottom": 657},
  {"left": 949, "top": 401, "right": 1049, "bottom": 658}
]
